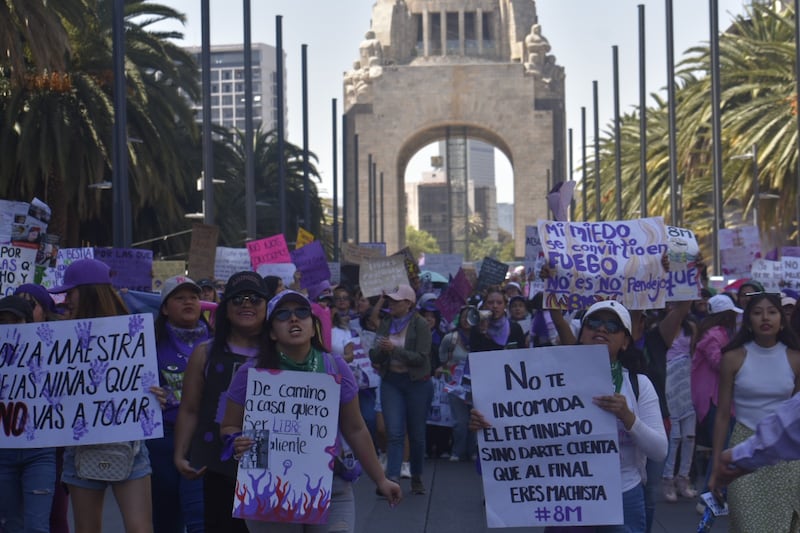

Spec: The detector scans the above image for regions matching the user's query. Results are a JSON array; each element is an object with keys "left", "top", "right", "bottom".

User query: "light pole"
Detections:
[{"left": 731, "top": 144, "right": 779, "bottom": 229}]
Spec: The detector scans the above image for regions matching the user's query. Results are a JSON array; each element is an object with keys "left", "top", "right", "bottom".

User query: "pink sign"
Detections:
[{"left": 246, "top": 234, "right": 291, "bottom": 268}]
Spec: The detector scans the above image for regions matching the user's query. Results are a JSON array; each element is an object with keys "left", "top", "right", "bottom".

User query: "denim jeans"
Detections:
[
  {"left": 147, "top": 425, "right": 205, "bottom": 533},
  {"left": 380, "top": 371, "right": 433, "bottom": 479},
  {"left": 643, "top": 458, "right": 663, "bottom": 533},
  {"left": 0, "top": 447, "right": 56, "bottom": 533},
  {"left": 448, "top": 393, "right": 476, "bottom": 459},
  {"left": 358, "top": 388, "right": 378, "bottom": 449}
]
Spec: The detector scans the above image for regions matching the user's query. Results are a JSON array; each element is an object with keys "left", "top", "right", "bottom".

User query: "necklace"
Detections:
[{"left": 279, "top": 347, "right": 320, "bottom": 372}]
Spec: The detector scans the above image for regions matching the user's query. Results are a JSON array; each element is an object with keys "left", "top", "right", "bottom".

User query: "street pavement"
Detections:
[{"left": 74, "top": 457, "right": 728, "bottom": 532}]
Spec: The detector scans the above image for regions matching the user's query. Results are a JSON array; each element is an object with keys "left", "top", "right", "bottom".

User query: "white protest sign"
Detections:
[
  {"left": 750, "top": 259, "right": 783, "bottom": 292},
  {"left": 664, "top": 226, "right": 702, "bottom": 302},
  {"left": 39, "top": 247, "right": 94, "bottom": 291},
  {"left": 256, "top": 263, "right": 297, "bottom": 286},
  {"left": 0, "top": 200, "right": 30, "bottom": 243},
  {"left": 0, "top": 314, "right": 163, "bottom": 448},
  {"left": 234, "top": 368, "right": 341, "bottom": 524},
  {"left": 215, "top": 247, "right": 252, "bottom": 283},
  {"left": 719, "top": 226, "right": 761, "bottom": 278},
  {"left": 665, "top": 355, "right": 693, "bottom": 419},
  {"left": 525, "top": 225, "right": 546, "bottom": 296},
  {"left": 349, "top": 338, "right": 380, "bottom": 389},
  {"left": 538, "top": 218, "right": 669, "bottom": 310},
  {"left": 359, "top": 256, "right": 408, "bottom": 298},
  {"left": 782, "top": 256, "right": 800, "bottom": 291},
  {"left": 470, "top": 345, "right": 622, "bottom": 528},
  {"left": 423, "top": 254, "right": 463, "bottom": 278},
  {"left": 427, "top": 376, "right": 454, "bottom": 427},
  {"left": 0, "top": 243, "right": 37, "bottom": 296}
]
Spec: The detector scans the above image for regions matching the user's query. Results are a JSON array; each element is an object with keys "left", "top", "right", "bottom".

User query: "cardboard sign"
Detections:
[
  {"left": 290, "top": 241, "right": 330, "bottom": 288},
  {"left": 470, "top": 345, "right": 622, "bottom": 528},
  {"left": 0, "top": 314, "right": 163, "bottom": 448},
  {"left": 234, "top": 368, "right": 341, "bottom": 524},
  {"left": 94, "top": 248, "right": 153, "bottom": 292},
  {"left": 341, "top": 243, "right": 384, "bottom": 265},
  {"left": 423, "top": 254, "right": 463, "bottom": 278},
  {"left": 719, "top": 226, "right": 761, "bottom": 278},
  {"left": 477, "top": 257, "right": 509, "bottom": 289},
  {"left": 358, "top": 256, "right": 409, "bottom": 298},
  {"left": 750, "top": 259, "right": 783, "bottom": 293},
  {"left": 0, "top": 243, "right": 38, "bottom": 296},
  {"left": 247, "top": 234, "right": 291, "bottom": 269},
  {"left": 151, "top": 261, "right": 186, "bottom": 292},
  {"left": 295, "top": 227, "right": 315, "bottom": 249},
  {"left": 256, "top": 263, "right": 297, "bottom": 287},
  {"left": 215, "top": 247, "right": 251, "bottom": 283},
  {"left": 188, "top": 223, "right": 219, "bottom": 281},
  {"left": 538, "top": 218, "right": 669, "bottom": 310}
]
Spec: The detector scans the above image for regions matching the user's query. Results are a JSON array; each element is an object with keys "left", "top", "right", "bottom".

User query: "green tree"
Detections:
[{"left": 405, "top": 225, "right": 441, "bottom": 257}]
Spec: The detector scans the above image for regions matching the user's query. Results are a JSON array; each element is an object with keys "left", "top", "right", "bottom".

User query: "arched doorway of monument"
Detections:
[{"left": 399, "top": 124, "right": 515, "bottom": 263}]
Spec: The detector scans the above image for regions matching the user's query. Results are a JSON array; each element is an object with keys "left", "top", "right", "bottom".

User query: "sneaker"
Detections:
[
  {"left": 400, "top": 462, "right": 411, "bottom": 479},
  {"left": 439, "top": 452, "right": 450, "bottom": 459},
  {"left": 676, "top": 476, "right": 698, "bottom": 499},
  {"left": 449, "top": 455, "right": 461, "bottom": 462},
  {"left": 662, "top": 478, "right": 677, "bottom": 503},
  {"left": 411, "top": 475, "right": 426, "bottom": 495}
]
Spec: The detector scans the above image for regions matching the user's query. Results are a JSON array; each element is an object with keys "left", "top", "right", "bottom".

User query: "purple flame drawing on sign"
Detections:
[{"left": 233, "top": 471, "right": 331, "bottom": 524}]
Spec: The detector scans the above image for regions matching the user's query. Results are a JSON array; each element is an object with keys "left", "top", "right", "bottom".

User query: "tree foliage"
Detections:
[{"left": 406, "top": 225, "right": 441, "bottom": 258}]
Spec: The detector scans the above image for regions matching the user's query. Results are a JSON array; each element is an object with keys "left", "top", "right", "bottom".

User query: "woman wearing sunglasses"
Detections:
[
  {"left": 221, "top": 290, "right": 402, "bottom": 532},
  {"left": 472, "top": 300, "right": 667, "bottom": 533},
  {"left": 174, "top": 271, "right": 270, "bottom": 533},
  {"left": 709, "top": 292, "right": 800, "bottom": 532}
]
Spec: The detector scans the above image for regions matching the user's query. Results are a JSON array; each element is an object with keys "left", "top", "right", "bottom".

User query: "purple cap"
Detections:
[
  {"left": 14, "top": 283, "right": 56, "bottom": 314},
  {"left": 48, "top": 259, "right": 111, "bottom": 293},
  {"left": 267, "top": 290, "right": 311, "bottom": 321}
]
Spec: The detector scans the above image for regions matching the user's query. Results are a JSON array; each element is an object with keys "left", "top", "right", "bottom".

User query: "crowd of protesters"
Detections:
[{"left": 2, "top": 250, "right": 800, "bottom": 533}]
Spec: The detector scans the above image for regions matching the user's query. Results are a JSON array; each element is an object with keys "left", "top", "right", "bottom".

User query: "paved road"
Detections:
[{"left": 74, "top": 457, "right": 727, "bottom": 532}]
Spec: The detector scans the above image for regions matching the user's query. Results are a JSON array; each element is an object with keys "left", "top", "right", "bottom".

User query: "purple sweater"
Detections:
[{"left": 733, "top": 392, "right": 800, "bottom": 470}]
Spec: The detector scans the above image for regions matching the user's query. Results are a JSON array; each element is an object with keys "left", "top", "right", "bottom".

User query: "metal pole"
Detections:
[
  {"left": 244, "top": 0, "right": 255, "bottom": 239},
  {"left": 593, "top": 80, "right": 601, "bottom": 221},
  {"left": 342, "top": 114, "right": 348, "bottom": 244},
  {"left": 302, "top": 44, "right": 310, "bottom": 231},
  {"left": 200, "top": 0, "right": 214, "bottom": 226},
  {"left": 666, "top": 0, "right": 679, "bottom": 226},
  {"left": 752, "top": 144, "right": 759, "bottom": 227},
  {"left": 568, "top": 127, "right": 574, "bottom": 221},
  {"left": 372, "top": 160, "right": 378, "bottom": 241},
  {"left": 112, "top": 0, "right": 131, "bottom": 247},
  {"left": 613, "top": 46, "right": 622, "bottom": 220},
  {"left": 332, "top": 99, "right": 339, "bottom": 260},
  {"left": 638, "top": 4, "right": 648, "bottom": 218},
  {"left": 354, "top": 134, "right": 360, "bottom": 243},
  {"left": 276, "top": 16, "right": 287, "bottom": 235},
  {"left": 582, "top": 106, "right": 588, "bottom": 221},
  {"left": 795, "top": 0, "right": 800, "bottom": 244},
  {"left": 710, "top": 0, "right": 724, "bottom": 275},
  {"left": 367, "top": 153, "right": 374, "bottom": 242},
  {"left": 380, "top": 171, "right": 385, "bottom": 242}
]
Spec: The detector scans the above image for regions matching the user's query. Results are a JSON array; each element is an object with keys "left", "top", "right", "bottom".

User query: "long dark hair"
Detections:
[
  {"left": 257, "top": 313, "right": 328, "bottom": 370},
  {"left": 724, "top": 292, "right": 800, "bottom": 352},
  {"left": 71, "top": 284, "right": 128, "bottom": 319},
  {"left": 692, "top": 309, "right": 739, "bottom": 354}
]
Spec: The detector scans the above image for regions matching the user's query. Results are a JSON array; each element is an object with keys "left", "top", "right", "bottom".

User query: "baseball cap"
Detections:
[
  {"left": 267, "top": 290, "right": 312, "bottom": 321},
  {"left": 385, "top": 284, "right": 416, "bottom": 304},
  {"left": 417, "top": 292, "right": 438, "bottom": 311},
  {"left": 782, "top": 295, "right": 797, "bottom": 307},
  {"left": 48, "top": 259, "right": 111, "bottom": 293},
  {"left": 223, "top": 271, "right": 269, "bottom": 302},
  {"left": 196, "top": 278, "right": 216, "bottom": 289},
  {"left": 708, "top": 294, "right": 743, "bottom": 314},
  {"left": 0, "top": 295, "right": 34, "bottom": 322},
  {"left": 160, "top": 275, "right": 201, "bottom": 304},
  {"left": 14, "top": 283, "right": 57, "bottom": 314},
  {"left": 505, "top": 281, "right": 522, "bottom": 294},
  {"left": 582, "top": 300, "right": 632, "bottom": 335}
]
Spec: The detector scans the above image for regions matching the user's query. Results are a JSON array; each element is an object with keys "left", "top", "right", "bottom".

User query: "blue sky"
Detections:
[{"left": 155, "top": 0, "right": 748, "bottom": 203}]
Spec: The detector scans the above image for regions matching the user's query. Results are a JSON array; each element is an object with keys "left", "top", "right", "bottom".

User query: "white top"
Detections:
[
  {"left": 734, "top": 341, "right": 795, "bottom": 430},
  {"left": 618, "top": 370, "right": 669, "bottom": 492},
  {"left": 330, "top": 327, "right": 354, "bottom": 358}
]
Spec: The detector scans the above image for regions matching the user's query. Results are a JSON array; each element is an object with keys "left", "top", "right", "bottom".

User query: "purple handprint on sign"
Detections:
[
  {"left": 89, "top": 359, "right": 109, "bottom": 388},
  {"left": 36, "top": 323, "right": 55, "bottom": 346},
  {"left": 140, "top": 408, "right": 162, "bottom": 437},
  {"left": 27, "top": 357, "right": 45, "bottom": 384},
  {"left": 140, "top": 371, "right": 157, "bottom": 390},
  {"left": 72, "top": 418, "right": 89, "bottom": 441},
  {"left": 75, "top": 321, "right": 93, "bottom": 351},
  {"left": 128, "top": 314, "right": 145, "bottom": 337}
]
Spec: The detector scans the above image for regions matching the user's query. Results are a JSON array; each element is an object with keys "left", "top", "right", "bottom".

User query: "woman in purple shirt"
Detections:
[{"left": 221, "top": 290, "right": 401, "bottom": 532}]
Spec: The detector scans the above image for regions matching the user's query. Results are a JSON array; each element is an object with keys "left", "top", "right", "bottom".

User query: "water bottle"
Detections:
[{"left": 696, "top": 506, "right": 715, "bottom": 532}]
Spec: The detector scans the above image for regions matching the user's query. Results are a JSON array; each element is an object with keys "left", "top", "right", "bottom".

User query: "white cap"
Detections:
[
  {"left": 782, "top": 295, "right": 797, "bottom": 307},
  {"left": 582, "top": 300, "right": 632, "bottom": 335},
  {"left": 708, "top": 294, "right": 743, "bottom": 314}
]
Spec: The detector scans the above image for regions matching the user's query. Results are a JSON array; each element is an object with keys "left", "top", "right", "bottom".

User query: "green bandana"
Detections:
[
  {"left": 611, "top": 361, "right": 623, "bottom": 393},
  {"left": 279, "top": 347, "right": 324, "bottom": 373}
]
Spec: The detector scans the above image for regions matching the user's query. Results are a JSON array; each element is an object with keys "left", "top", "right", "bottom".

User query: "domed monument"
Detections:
[{"left": 342, "top": 0, "right": 564, "bottom": 256}]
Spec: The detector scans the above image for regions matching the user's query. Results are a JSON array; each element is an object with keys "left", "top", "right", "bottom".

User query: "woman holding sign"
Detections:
[
  {"left": 48, "top": 258, "right": 156, "bottom": 533},
  {"left": 472, "top": 300, "right": 668, "bottom": 533},
  {"left": 708, "top": 292, "right": 800, "bottom": 532},
  {"left": 221, "top": 290, "right": 402, "bottom": 532}
]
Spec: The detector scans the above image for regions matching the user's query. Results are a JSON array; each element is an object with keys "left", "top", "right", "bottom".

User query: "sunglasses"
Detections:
[
  {"left": 744, "top": 291, "right": 781, "bottom": 297},
  {"left": 272, "top": 307, "right": 313, "bottom": 322},
  {"left": 230, "top": 294, "right": 264, "bottom": 306},
  {"left": 584, "top": 317, "right": 625, "bottom": 334}
]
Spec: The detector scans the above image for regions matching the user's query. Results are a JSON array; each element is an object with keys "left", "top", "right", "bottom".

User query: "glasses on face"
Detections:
[
  {"left": 272, "top": 307, "right": 312, "bottom": 322},
  {"left": 584, "top": 317, "right": 625, "bottom": 334},
  {"left": 230, "top": 294, "right": 264, "bottom": 307},
  {"left": 744, "top": 291, "right": 781, "bottom": 297}
]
